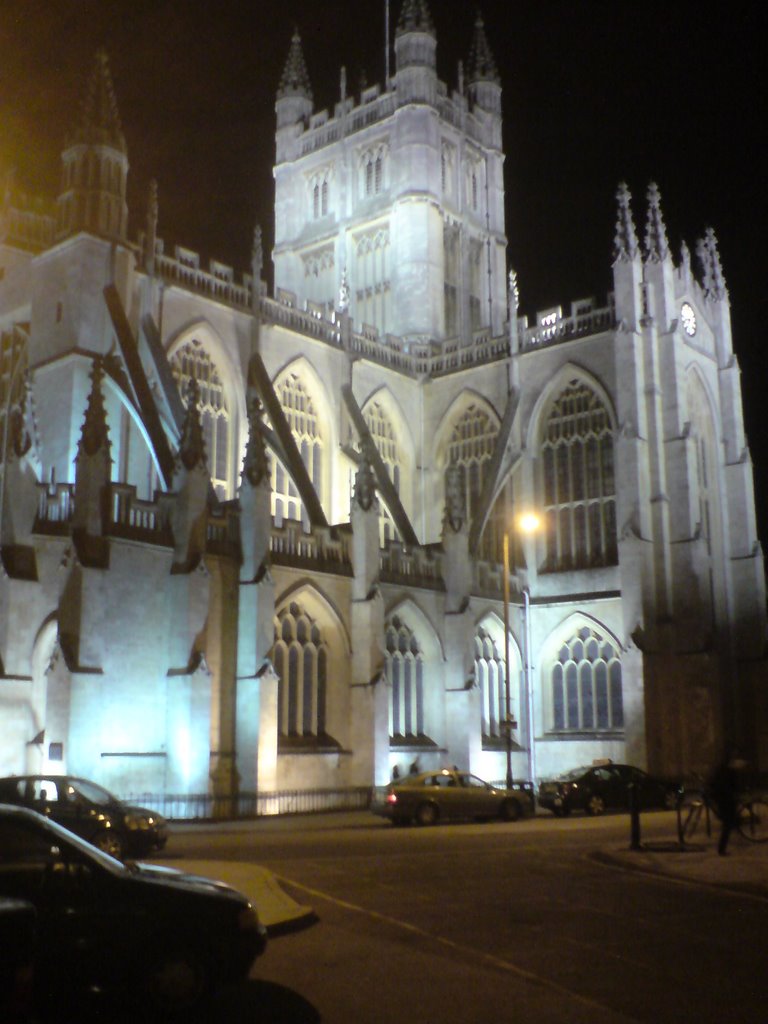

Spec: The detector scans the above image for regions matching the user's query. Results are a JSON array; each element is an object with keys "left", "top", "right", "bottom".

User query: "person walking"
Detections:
[{"left": 708, "top": 750, "right": 743, "bottom": 856}]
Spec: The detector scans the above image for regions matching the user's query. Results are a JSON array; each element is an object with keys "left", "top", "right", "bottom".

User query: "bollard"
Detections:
[{"left": 628, "top": 782, "right": 641, "bottom": 850}]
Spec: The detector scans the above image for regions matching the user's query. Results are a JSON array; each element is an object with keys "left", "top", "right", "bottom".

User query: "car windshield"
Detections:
[{"left": 69, "top": 779, "right": 118, "bottom": 807}]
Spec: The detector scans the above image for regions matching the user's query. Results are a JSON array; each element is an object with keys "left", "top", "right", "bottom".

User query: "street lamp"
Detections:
[{"left": 502, "top": 512, "right": 540, "bottom": 791}]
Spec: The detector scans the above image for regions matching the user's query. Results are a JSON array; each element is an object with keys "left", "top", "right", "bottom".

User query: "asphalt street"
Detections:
[{"left": 160, "top": 810, "right": 768, "bottom": 1023}]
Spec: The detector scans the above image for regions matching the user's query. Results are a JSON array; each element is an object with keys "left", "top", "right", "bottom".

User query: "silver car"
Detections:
[{"left": 371, "top": 769, "right": 534, "bottom": 826}]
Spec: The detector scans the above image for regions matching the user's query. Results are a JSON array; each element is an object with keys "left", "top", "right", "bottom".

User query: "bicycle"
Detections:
[{"left": 677, "top": 789, "right": 768, "bottom": 845}]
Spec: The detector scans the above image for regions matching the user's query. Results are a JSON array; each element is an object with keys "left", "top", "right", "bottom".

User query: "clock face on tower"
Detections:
[{"left": 681, "top": 302, "right": 697, "bottom": 336}]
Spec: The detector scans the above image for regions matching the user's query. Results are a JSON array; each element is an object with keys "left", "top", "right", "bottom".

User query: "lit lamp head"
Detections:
[{"left": 517, "top": 512, "right": 541, "bottom": 536}]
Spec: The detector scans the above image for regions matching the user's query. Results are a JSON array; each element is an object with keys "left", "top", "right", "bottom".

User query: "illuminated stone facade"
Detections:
[{"left": 1, "top": 3, "right": 766, "bottom": 801}]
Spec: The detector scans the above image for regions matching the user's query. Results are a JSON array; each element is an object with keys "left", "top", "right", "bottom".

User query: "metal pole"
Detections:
[
  {"left": 523, "top": 586, "right": 536, "bottom": 791},
  {"left": 503, "top": 531, "right": 512, "bottom": 789}
]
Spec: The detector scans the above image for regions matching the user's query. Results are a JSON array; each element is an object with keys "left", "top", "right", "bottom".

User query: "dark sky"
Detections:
[{"left": 1, "top": 0, "right": 767, "bottom": 533}]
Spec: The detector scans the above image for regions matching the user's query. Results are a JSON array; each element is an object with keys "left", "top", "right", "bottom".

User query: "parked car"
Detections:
[
  {"left": 371, "top": 768, "right": 534, "bottom": 826},
  {"left": 0, "top": 803, "right": 267, "bottom": 1016},
  {"left": 538, "top": 762, "right": 681, "bottom": 817},
  {"left": 0, "top": 775, "right": 167, "bottom": 860}
]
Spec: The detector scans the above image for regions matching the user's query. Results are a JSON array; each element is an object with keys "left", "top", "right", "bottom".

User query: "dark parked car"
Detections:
[
  {"left": 0, "top": 775, "right": 167, "bottom": 860},
  {"left": 538, "top": 762, "right": 681, "bottom": 816},
  {"left": 371, "top": 768, "right": 534, "bottom": 826},
  {"left": 0, "top": 804, "right": 267, "bottom": 1016}
]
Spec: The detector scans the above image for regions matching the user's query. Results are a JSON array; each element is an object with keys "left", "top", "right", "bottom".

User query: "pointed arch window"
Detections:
[
  {"left": 386, "top": 616, "right": 425, "bottom": 743},
  {"left": 474, "top": 626, "right": 508, "bottom": 742},
  {"left": 550, "top": 626, "right": 623, "bottom": 732},
  {"left": 273, "top": 601, "right": 329, "bottom": 745},
  {"left": 363, "top": 400, "right": 402, "bottom": 545},
  {"left": 541, "top": 380, "right": 617, "bottom": 571},
  {"left": 170, "top": 339, "right": 231, "bottom": 499},
  {"left": 270, "top": 371, "right": 323, "bottom": 530},
  {"left": 445, "top": 402, "right": 503, "bottom": 561}
]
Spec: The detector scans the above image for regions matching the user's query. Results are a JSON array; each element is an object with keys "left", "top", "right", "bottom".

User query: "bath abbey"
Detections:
[{"left": 1, "top": 0, "right": 766, "bottom": 805}]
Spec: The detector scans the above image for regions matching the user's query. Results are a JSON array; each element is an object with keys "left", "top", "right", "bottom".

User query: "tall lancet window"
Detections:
[
  {"left": 170, "top": 339, "right": 231, "bottom": 499},
  {"left": 445, "top": 403, "right": 503, "bottom": 561},
  {"left": 386, "top": 617, "right": 424, "bottom": 743},
  {"left": 273, "top": 601, "right": 328, "bottom": 743},
  {"left": 474, "top": 626, "right": 508, "bottom": 742},
  {"left": 270, "top": 371, "right": 323, "bottom": 530},
  {"left": 363, "top": 400, "right": 401, "bottom": 544},
  {"left": 354, "top": 228, "right": 391, "bottom": 335},
  {"left": 541, "top": 380, "right": 617, "bottom": 571}
]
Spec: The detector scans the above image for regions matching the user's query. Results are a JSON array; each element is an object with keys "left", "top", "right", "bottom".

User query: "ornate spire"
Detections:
[
  {"left": 396, "top": 0, "right": 435, "bottom": 36},
  {"left": 353, "top": 454, "right": 377, "bottom": 512},
  {"left": 644, "top": 181, "right": 669, "bottom": 263},
  {"left": 697, "top": 227, "right": 728, "bottom": 301},
  {"left": 241, "top": 391, "right": 269, "bottom": 487},
  {"left": 77, "top": 357, "right": 111, "bottom": 458},
  {"left": 278, "top": 29, "right": 313, "bottom": 101},
  {"left": 466, "top": 12, "right": 500, "bottom": 84},
  {"left": 69, "top": 50, "right": 126, "bottom": 152},
  {"left": 613, "top": 182, "right": 639, "bottom": 263},
  {"left": 443, "top": 465, "right": 466, "bottom": 533},
  {"left": 177, "top": 379, "right": 207, "bottom": 471}
]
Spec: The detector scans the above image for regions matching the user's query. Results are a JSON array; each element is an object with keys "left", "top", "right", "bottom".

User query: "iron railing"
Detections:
[{"left": 119, "top": 786, "right": 373, "bottom": 822}]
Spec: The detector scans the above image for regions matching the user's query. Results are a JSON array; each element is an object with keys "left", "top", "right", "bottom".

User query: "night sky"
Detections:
[{"left": 1, "top": 0, "right": 766, "bottom": 534}]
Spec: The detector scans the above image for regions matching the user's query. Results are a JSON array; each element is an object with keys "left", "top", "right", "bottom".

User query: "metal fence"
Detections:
[{"left": 119, "top": 786, "right": 373, "bottom": 822}]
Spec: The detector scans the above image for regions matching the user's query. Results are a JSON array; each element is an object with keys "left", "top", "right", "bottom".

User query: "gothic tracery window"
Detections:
[
  {"left": 270, "top": 371, "right": 323, "bottom": 530},
  {"left": 273, "top": 601, "right": 328, "bottom": 743},
  {"left": 551, "top": 626, "right": 623, "bottom": 732},
  {"left": 386, "top": 616, "right": 425, "bottom": 742},
  {"left": 541, "top": 380, "right": 617, "bottom": 571},
  {"left": 445, "top": 402, "right": 504, "bottom": 561},
  {"left": 170, "top": 339, "right": 231, "bottom": 499},
  {"left": 474, "top": 626, "right": 508, "bottom": 742},
  {"left": 363, "top": 400, "right": 401, "bottom": 544}
]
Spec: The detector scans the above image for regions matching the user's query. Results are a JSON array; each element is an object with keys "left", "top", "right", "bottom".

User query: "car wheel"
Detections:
[
  {"left": 93, "top": 829, "right": 124, "bottom": 860},
  {"left": 500, "top": 798, "right": 521, "bottom": 822},
  {"left": 146, "top": 947, "right": 208, "bottom": 1014},
  {"left": 585, "top": 794, "right": 605, "bottom": 816},
  {"left": 415, "top": 802, "right": 438, "bottom": 826}
]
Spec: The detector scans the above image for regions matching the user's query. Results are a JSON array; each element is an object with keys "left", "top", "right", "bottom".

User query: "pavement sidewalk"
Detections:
[{"left": 597, "top": 834, "right": 768, "bottom": 899}]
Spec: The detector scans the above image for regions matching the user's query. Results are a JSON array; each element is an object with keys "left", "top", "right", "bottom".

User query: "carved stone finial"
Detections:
[
  {"left": 644, "top": 182, "right": 669, "bottom": 263},
  {"left": 338, "top": 267, "right": 350, "bottom": 313},
  {"left": 698, "top": 227, "right": 728, "bottom": 301},
  {"left": 177, "top": 378, "right": 207, "bottom": 471},
  {"left": 353, "top": 454, "right": 377, "bottom": 511},
  {"left": 241, "top": 390, "right": 269, "bottom": 486},
  {"left": 443, "top": 464, "right": 466, "bottom": 533},
  {"left": 508, "top": 268, "right": 520, "bottom": 311},
  {"left": 77, "top": 357, "right": 111, "bottom": 458},
  {"left": 613, "top": 182, "right": 639, "bottom": 263}
]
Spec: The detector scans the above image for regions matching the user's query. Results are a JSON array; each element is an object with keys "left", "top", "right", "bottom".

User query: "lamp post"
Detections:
[
  {"left": 502, "top": 513, "right": 540, "bottom": 792},
  {"left": 502, "top": 531, "right": 514, "bottom": 789}
]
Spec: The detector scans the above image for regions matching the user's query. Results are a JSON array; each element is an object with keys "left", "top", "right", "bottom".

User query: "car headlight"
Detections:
[{"left": 124, "top": 813, "right": 154, "bottom": 831}]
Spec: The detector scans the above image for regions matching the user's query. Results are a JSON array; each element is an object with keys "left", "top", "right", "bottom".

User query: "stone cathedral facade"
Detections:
[{"left": 1, "top": 2, "right": 766, "bottom": 803}]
